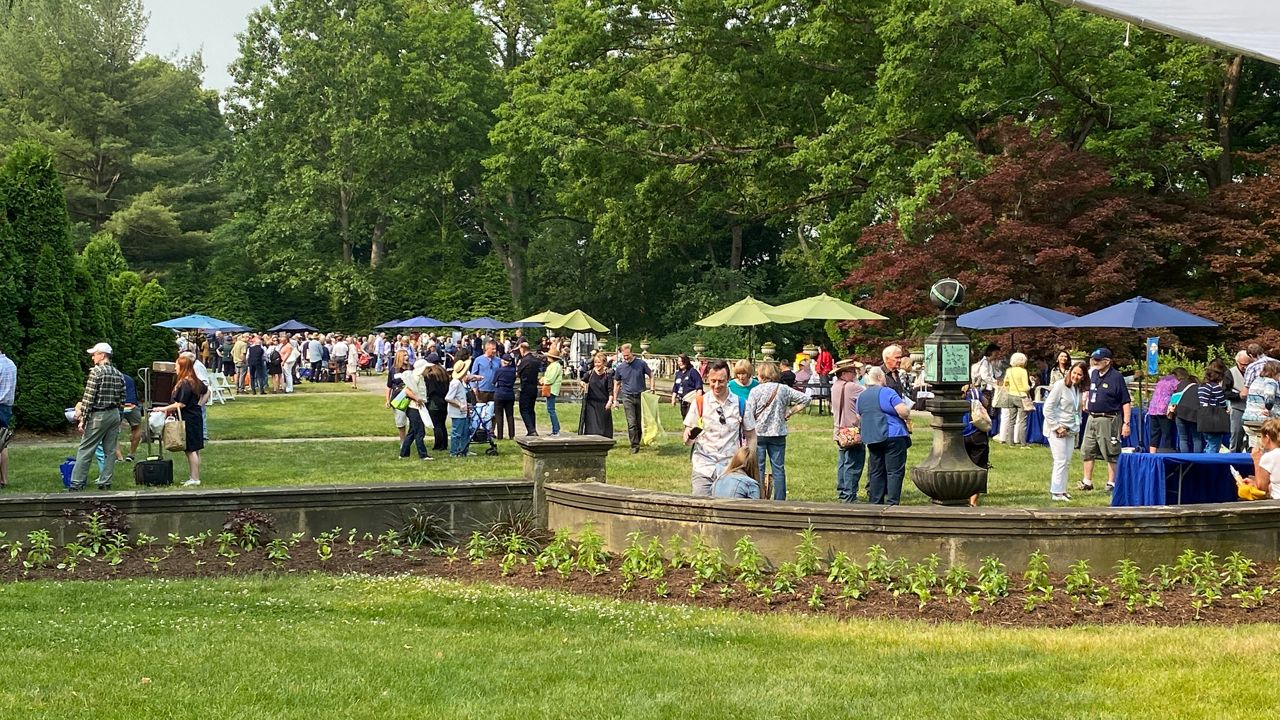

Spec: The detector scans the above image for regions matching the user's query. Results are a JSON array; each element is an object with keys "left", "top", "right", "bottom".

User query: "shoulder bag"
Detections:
[
  {"left": 833, "top": 383, "right": 862, "bottom": 448},
  {"left": 1197, "top": 394, "right": 1231, "bottom": 435},
  {"left": 969, "top": 391, "right": 992, "bottom": 433}
]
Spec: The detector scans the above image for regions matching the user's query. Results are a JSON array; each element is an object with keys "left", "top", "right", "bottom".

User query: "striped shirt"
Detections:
[
  {"left": 1197, "top": 381, "right": 1227, "bottom": 408},
  {"left": 0, "top": 352, "right": 15, "bottom": 405},
  {"left": 80, "top": 363, "right": 125, "bottom": 412}
]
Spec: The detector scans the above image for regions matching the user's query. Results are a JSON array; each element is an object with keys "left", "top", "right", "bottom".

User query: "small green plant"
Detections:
[
  {"left": 718, "top": 585, "right": 735, "bottom": 600},
  {"left": 216, "top": 532, "right": 240, "bottom": 558},
  {"left": 265, "top": 538, "right": 291, "bottom": 564},
  {"left": 733, "top": 536, "right": 768, "bottom": 585},
  {"left": 907, "top": 556, "right": 940, "bottom": 608},
  {"left": 500, "top": 532, "right": 535, "bottom": 576},
  {"left": 689, "top": 537, "right": 728, "bottom": 583},
  {"left": 807, "top": 585, "right": 825, "bottom": 610},
  {"left": 976, "top": 556, "right": 1009, "bottom": 602},
  {"left": 23, "top": 530, "right": 54, "bottom": 569},
  {"left": 102, "top": 534, "right": 129, "bottom": 566},
  {"left": 1232, "top": 585, "right": 1269, "bottom": 609},
  {"left": 620, "top": 532, "right": 665, "bottom": 588},
  {"left": 574, "top": 526, "right": 609, "bottom": 576},
  {"left": 793, "top": 527, "right": 824, "bottom": 577},
  {"left": 314, "top": 530, "right": 337, "bottom": 561},
  {"left": 666, "top": 536, "right": 690, "bottom": 569},
  {"left": 653, "top": 581, "right": 669, "bottom": 598},
  {"left": 943, "top": 566, "right": 972, "bottom": 599},
  {"left": 1064, "top": 559, "right": 1109, "bottom": 609},
  {"left": 965, "top": 592, "right": 984, "bottom": 615},
  {"left": 687, "top": 582, "right": 703, "bottom": 598},
  {"left": 1113, "top": 559, "right": 1144, "bottom": 613},
  {"left": 827, "top": 551, "right": 866, "bottom": 600},
  {"left": 532, "top": 529, "right": 575, "bottom": 577},
  {"left": 466, "top": 531, "right": 497, "bottom": 565},
  {"left": 376, "top": 529, "right": 405, "bottom": 558},
  {"left": 771, "top": 561, "right": 802, "bottom": 594},
  {"left": 865, "top": 545, "right": 890, "bottom": 583},
  {"left": 1222, "top": 551, "right": 1256, "bottom": 588}
]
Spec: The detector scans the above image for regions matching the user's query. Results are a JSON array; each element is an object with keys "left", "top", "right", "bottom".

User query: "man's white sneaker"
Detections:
[{"left": 182, "top": 478, "right": 201, "bottom": 487}]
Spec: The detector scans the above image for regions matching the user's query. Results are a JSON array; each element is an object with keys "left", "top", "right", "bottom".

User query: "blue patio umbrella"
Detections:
[
  {"left": 1059, "top": 296, "right": 1218, "bottom": 329},
  {"left": 1061, "top": 297, "right": 1217, "bottom": 453},
  {"left": 458, "top": 317, "right": 510, "bottom": 330},
  {"left": 153, "top": 314, "right": 248, "bottom": 332},
  {"left": 957, "top": 300, "right": 1077, "bottom": 330},
  {"left": 393, "top": 315, "right": 448, "bottom": 329},
  {"left": 267, "top": 319, "right": 319, "bottom": 333},
  {"left": 373, "top": 319, "right": 402, "bottom": 329}
]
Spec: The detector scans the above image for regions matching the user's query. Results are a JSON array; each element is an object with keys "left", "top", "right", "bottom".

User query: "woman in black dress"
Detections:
[
  {"left": 422, "top": 354, "right": 451, "bottom": 451},
  {"left": 579, "top": 352, "right": 614, "bottom": 438},
  {"left": 160, "top": 354, "right": 207, "bottom": 487}
]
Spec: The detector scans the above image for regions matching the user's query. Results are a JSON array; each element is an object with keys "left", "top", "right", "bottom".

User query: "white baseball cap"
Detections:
[{"left": 86, "top": 342, "right": 113, "bottom": 355}]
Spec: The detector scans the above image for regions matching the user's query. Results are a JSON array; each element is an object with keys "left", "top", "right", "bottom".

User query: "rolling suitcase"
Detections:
[{"left": 133, "top": 422, "right": 173, "bottom": 487}]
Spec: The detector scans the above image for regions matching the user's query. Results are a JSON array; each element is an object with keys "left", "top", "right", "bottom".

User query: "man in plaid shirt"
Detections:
[
  {"left": 0, "top": 342, "right": 15, "bottom": 488},
  {"left": 70, "top": 342, "right": 125, "bottom": 491}
]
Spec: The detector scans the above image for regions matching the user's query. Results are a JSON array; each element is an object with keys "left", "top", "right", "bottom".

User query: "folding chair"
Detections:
[{"left": 209, "top": 372, "right": 233, "bottom": 403}]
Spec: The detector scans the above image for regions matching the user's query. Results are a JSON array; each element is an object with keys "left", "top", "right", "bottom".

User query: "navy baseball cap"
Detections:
[{"left": 1090, "top": 347, "right": 1112, "bottom": 360}]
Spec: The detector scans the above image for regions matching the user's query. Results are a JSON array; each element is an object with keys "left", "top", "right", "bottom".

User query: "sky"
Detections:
[{"left": 141, "top": 0, "right": 265, "bottom": 92}]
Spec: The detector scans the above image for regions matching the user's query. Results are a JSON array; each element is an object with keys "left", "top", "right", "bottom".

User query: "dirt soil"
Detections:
[{"left": 2, "top": 539, "right": 1275, "bottom": 628}]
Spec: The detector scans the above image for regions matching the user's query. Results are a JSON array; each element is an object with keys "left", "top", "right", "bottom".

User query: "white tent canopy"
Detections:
[{"left": 1059, "top": 0, "right": 1280, "bottom": 64}]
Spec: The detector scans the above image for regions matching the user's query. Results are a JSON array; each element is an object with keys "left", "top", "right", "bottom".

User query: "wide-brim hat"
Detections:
[
  {"left": 452, "top": 360, "right": 469, "bottom": 379},
  {"left": 830, "top": 357, "right": 863, "bottom": 376},
  {"left": 545, "top": 349, "right": 562, "bottom": 361}
]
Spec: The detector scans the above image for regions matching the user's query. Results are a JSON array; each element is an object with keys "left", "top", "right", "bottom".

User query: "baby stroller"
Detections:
[{"left": 469, "top": 401, "right": 500, "bottom": 456}]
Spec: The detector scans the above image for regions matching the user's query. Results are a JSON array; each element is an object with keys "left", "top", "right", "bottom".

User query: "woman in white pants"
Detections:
[
  {"left": 1043, "top": 362, "right": 1087, "bottom": 501},
  {"left": 281, "top": 335, "right": 298, "bottom": 393}
]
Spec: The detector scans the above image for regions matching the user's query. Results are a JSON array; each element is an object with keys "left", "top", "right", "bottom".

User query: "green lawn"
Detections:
[
  {"left": 0, "top": 575, "right": 1275, "bottom": 719},
  {"left": 6, "top": 386, "right": 1107, "bottom": 507}
]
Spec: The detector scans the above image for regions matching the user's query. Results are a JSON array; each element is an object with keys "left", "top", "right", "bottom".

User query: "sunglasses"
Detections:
[{"left": 716, "top": 406, "right": 726, "bottom": 425}]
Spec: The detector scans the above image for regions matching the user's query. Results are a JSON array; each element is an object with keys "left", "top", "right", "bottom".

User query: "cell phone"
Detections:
[{"left": 687, "top": 426, "right": 703, "bottom": 441}]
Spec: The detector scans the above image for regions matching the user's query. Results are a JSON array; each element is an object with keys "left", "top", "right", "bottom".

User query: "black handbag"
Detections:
[{"left": 1197, "top": 402, "right": 1231, "bottom": 435}]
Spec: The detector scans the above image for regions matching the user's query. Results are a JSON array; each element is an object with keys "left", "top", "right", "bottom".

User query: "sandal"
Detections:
[
  {"left": 1105, "top": 482, "right": 1115, "bottom": 492},
  {"left": 1077, "top": 481, "right": 1095, "bottom": 491}
]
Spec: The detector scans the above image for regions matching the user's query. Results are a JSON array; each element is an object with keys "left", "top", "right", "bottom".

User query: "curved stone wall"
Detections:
[{"left": 546, "top": 482, "right": 1280, "bottom": 569}]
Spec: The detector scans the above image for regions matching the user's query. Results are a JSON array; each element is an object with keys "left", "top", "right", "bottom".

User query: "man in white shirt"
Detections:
[
  {"left": 683, "top": 360, "right": 755, "bottom": 496},
  {"left": 970, "top": 343, "right": 1001, "bottom": 410}
]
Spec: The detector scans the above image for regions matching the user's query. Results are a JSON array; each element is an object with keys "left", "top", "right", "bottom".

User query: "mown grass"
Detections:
[
  {"left": 6, "top": 386, "right": 1104, "bottom": 507},
  {"left": 0, "top": 575, "right": 1276, "bottom": 719}
]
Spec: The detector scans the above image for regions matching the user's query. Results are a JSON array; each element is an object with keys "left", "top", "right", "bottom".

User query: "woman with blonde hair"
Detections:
[
  {"left": 998, "top": 352, "right": 1031, "bottom": 446},
  {"left": 728, "top": 359, "right": 758, "bottom": 402},
  {"left": 159, "top": 354, "right": 208, "bottom": 487},
  {"left": 744, "top": 361, "right": 810, "bottom": 500}
]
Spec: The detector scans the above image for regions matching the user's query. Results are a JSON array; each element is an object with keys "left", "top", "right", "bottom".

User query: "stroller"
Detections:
[{"left": 468, "top": 400, "right": 500, "bottom": 456}]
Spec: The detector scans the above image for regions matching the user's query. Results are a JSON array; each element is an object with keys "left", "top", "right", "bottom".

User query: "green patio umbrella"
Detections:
[
  {"left": 695, "top": 296, "right": 801, "bottom": 327},
  {"left": 772, "top": 293, "right": 888, "bottom": 321},
  {"left": 545, "top": 309, "right": 609, "bottom": 333},
  {"left": 517, "top": 310, "right": 565, "bottom": 326},
  {"left": 695, "top": 296, "right": 801, "bottom": 359}
]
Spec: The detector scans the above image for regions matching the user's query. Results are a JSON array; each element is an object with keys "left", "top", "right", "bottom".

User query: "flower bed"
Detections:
[{"left": 2, "top": 505, "right": 1277, "bottom": 627}]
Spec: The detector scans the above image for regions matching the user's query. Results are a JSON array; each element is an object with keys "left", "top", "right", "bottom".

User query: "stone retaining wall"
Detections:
[
  {"left": 0, "top": 480, "right": 532, "bottom": 542},
  {"left": 546, "top": 482, "right": 1280, "bottom": 569}
]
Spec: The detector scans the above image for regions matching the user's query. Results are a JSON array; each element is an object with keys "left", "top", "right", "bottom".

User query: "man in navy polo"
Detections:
[
  {"left": 1079, "top": 347, "right": 1132, "bottom": 492},
  {"left": 611, "top": 343, "right": 653, "bottom": 454}
]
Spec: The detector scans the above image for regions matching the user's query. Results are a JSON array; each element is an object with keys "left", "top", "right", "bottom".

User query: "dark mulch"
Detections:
[{"left": 1, "top": 540, "right": 1275, "bottom": 628}]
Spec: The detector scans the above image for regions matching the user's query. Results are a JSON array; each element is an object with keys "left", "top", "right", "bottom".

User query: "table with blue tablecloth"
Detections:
[
  {"left": 1111, "top": 452, "right": 1251, "bottom": 506},
  {"left": 988, "top": 404, "right": 1150, "bottom": 449}
]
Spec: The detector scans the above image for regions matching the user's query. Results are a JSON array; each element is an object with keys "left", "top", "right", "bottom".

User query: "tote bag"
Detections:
[{"left": 162, "top": 408, "right": 187, "bottom": 452}]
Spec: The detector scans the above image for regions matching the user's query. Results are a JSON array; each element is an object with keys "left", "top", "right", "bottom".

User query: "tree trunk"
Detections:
[
  {"left": 1213, "top": 54, "right": 1244, "bottom": 189},
  {"left": 370, "top": 219, "right": 386, "bottom": 269},
  {"left": 729, "top": 224, "right": 743, "bottom": 271},
  {"left": 339, "top": 187, "right": 353, "bottom": 264},
  {"left": 483, "top": 199, "right": 524, "bottom": 308}
]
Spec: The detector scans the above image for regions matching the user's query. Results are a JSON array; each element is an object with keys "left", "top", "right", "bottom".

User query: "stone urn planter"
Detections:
[
  {"left": 802, "top": 344, "right": 819, "bottom": 359},
  {"left": 761, "top": 343, "right": 777, "bottom": 359},
  {"left": 595, "top": 338, "right": 606, "bottom": 351},
  {"left": 639, "top": 340, "right": 651, "bottom": 353},
  {"left": 692, "top": 341, "right": 706, "bottom": 355}
]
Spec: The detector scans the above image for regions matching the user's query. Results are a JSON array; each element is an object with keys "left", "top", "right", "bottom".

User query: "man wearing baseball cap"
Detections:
[
  {"left": 1079, "top": 347, "right": 1132, "bottom": 492},
  {"left": 70, "top": 342, "right": 126, "bottom": 490}
]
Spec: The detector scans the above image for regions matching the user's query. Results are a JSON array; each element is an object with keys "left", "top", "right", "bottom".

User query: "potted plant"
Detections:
[
  {"left": 761, "top": 341, "right": 777, "bottom": 358},
  {"left": 802, "top": 343, "right": 819, "bottom": 359},
  {"left": 595, "top": 338, "right": 606, "bottom": 351}
]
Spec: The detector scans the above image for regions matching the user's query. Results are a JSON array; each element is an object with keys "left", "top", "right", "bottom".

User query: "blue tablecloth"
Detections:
[
  {"left": 989, "top": 404, "right": 1151, "bottom": 449},
  {"left": 1111, "top": 452, "right": 1250, "bottom": 506}
]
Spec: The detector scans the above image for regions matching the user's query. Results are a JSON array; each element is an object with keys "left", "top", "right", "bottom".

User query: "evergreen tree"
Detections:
[
  {"left": 120, "top": 280, "right": 176, "bottom": 375},
  {"left": 19, "top": 245, "right": 84, "bottom": 430}
]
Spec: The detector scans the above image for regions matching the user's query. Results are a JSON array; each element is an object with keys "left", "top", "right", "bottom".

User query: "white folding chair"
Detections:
[{"left": 209, "top": 372, "right": 232, "bottom": 404}]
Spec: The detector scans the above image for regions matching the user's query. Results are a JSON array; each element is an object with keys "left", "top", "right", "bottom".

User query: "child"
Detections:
[
  {"left": 1239, "top": 418, "right": 1280, "bottom": 500},
  {"left": 711, "top": 444, "right": 761, "bottom": 499}
]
